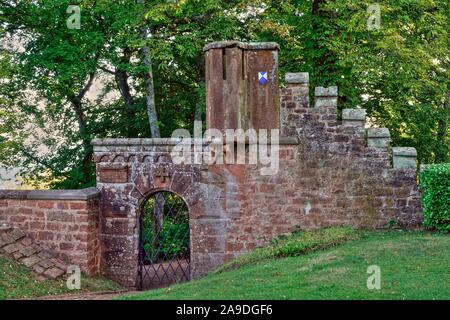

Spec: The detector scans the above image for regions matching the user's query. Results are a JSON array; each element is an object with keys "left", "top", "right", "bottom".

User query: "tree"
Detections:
[
  {"left": 0, "top": 0, "right": 448, "bottom": 190},
  {"left": 261, "top": 0, "right": 449, "bottom": 163}
]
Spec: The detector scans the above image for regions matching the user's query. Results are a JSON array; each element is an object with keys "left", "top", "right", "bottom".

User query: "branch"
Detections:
[
  {"left": 98, "top": 65, "right": 116, "bottom": 75},
  {"left": 77, "top": 72, "right": 96, "bottom": 100}
]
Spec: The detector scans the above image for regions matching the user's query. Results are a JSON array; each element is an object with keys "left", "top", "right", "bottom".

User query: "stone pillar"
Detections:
[
  {"left": 367, "top": 128, "right": 390, "bottom": 148},
  {"left": 314, "top": 86, "right": 338, "bottom": 108},
  {"left": 393, "top": 147, "right": 417, "bottom": 169},
  {"left": 285, "top": 73, "right": 309, "bottom": 108},
  {"left": 204, "top": 41, "right": 280, "bottom": 131},
  {"left": 314, "top": 86, "right": 338, "bottom": 128},
  {"left": 342, "top": 109, "right": 366, "bottom": 127}
]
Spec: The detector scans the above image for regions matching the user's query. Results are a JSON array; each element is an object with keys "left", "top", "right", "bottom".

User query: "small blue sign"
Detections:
[{"left": 258, "top": 71, "right": 268, "bottom": 85}]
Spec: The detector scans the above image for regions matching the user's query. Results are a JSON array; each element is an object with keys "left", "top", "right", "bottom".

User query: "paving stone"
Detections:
[
  {"left": 21, "top": 237, "right": 33, "bottom": 246},
  {"left": 21, "top": 255, "right": 42, "bottom": 267},
  {"left": 43, "top": 267, "right": 65, "bottom": 279},
  {"left": 55, "top": 262, "right": 68, "bottom": 271},
  {"left": 31, "top": 244, "right": 42, "bottom": 254},
  {"left": 38, "top": 250, "right": 53, "bottom": 259},
  {"left": 39, "top": 259, "right": 55, "bottom": 269},
  {"left": 20, "top": 246, "right": 36, "bottom": 257},
  {"left": 0, "top": 234, "right": 15, "bottom": 246},
  {"left": 33, "top": 265, "right": 46, "bottom": 274},
  {"left": 13, "top": 252, "right": 24, "bottom": 260},
  {"left": 3, "top": 243, "right": 24, "bottom": 254},
  {"left": 9, "top": 228, "right": 26, "bottom": 241}
]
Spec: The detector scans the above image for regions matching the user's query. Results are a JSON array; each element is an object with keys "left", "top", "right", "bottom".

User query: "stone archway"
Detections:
[{"left": 92, "top": 139, "right": 229, "bottom": 288}]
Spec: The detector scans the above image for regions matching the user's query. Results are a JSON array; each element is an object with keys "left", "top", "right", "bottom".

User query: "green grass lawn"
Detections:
[
  {"left": 121, "top": 229, "right": 450, "bottom": 300},
  {"left": 0, "top": 256, "right": 122, "bottom": 300}
]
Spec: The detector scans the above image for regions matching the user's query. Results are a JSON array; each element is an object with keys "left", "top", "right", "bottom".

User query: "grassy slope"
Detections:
[
  {"left": 121, "top": 230, "right": 450, "bottom": 300},
  {"left": 0, "top": 256, "right": 122, "bottom": 300}
]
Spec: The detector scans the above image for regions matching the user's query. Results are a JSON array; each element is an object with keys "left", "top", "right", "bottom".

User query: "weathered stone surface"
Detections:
[
  {"left": 20, "top": 246, "right": 36, "bottom": 257},
  {"left": 0, "top": 223, "right": 12, "bottom": 232},
  {"left": 367, "top": 128, "right": 390, "bottom": 148},
  {"left": 342, "top": 109, "right": 366, "bottom": 127},
  {"left": 39, "top": 259, "right": 55, "bottom": 269},
  {"left": 3, "top": 243, "right": 24, "bottom": 254},
  {"left": 393, "top": 147, "right": 417, "bottom": 169},
  {"left": 33, "top": 265, "right": 45, "bottom": 274},
  {"left": 22, "top": 255, "right": 41, "bottom": 267},
  {"left": 205, "top": 41, "right": 279, "bottom": 131},
  {"left": 0, "top": 193, "right": 100, "bottom": 276},
  {"left": 9, "top": 228, "right": 25, "bottom": 241},
  {"left": 285, "top": 73, "right": 309, "bottom": 84},
  {"left": 98, "top": 167, "right": 128, "bottom": 183},
  {"left": 315, "top": 86, "right": 338, "bottom": 97},
  {"left": 0, "top": 188, "right": 99, "bottom": 200},
  {"left": 13, "top": 252, "right": 23, "bottom": 260},
  {"left": 43, "top": 267, "right": 65, "bottom": 279},
  {"left": 0, "top": 43, "right": 423, "bottom": 291}
]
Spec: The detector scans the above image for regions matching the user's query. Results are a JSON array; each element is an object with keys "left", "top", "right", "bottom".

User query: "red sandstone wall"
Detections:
[
  {"left": 0, "top": 189, "right": 101, "bottom": 275},
  {"left": 90, "top": 73, "right": 422, "bottom": 287}
]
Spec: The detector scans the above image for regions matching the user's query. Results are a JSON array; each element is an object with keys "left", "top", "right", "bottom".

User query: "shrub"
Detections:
[{"left": 420, "top": 163, "right": 450, "bottom": 232}]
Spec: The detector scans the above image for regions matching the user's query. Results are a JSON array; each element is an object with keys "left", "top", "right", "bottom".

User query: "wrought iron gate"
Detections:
[{"left": 138, "top": 191, "right": 190, "bottom": 290}]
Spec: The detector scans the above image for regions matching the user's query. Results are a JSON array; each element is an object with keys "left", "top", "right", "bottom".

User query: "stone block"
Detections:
[
  {"left": 342, "top": 109, "right": 366, "bottom": 127},
  {"left": 39, "top": 259, "right": 55, "bottom": 269},
  {"left": 393, "top": 147, "right": 417, "bottom": 169},
  {"left": 20, "top": 246, "right": 36, "bottom": 257},
  {"left": 0, "top": 223, "right": 12, "bottom": 232},
  {"left": 315, "top": 86, "right": 338, "bottom": 97},
  {"left": 367, "top": 128, "right": 390, "bottom": 147},
  {"left": 43, "top": 267, "right": 65, "bottom": 279},
  {"left": 98, "top": 167, "right": 128, "bottom": 183},
  {"left": 33, "top": 265, "right": 46, "bottom": 274},
  {"left": 3, "top": 243, "right": 24, "bottom": 254},
  {"left": 285, "top": 72, "right": 309, "bottom": 84},
  {"left": 9, "top": 228, "right": 25, "bottom": 241},
  {"left": 22, "top": 255, "right": 41, "bottom": 267}
]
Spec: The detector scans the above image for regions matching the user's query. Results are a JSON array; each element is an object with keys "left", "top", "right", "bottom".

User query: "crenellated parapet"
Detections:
[{"left": 280, "top": 72, "right": 417, "bottom": 170}]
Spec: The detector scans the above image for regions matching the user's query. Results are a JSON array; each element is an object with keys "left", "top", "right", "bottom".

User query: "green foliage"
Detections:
[
  {"left": 142, "top": 218, "right": 189, "bottom": 262},
  {"left": 267, "top": 0, "right": 449, "bottom": 164},
  {"left": 216, "top": 226, "right": 361, "bottom": 273},
  {"left": 420, "top": 163, "right": 450, "bottom": 232},
  {"left": 0, "top": 0, "right": 448, "bottom": 188},
  {"left": 141, "top": 192, "right": 189, "bottom": 262}
]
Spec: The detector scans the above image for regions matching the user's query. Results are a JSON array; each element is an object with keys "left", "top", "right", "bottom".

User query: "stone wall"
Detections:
[
  {"left": 0, "top": 188, "right": 101, "bottom": 275},
  {"left": 0, "top": 42, "right": 424, "bottom": 289},
  {"left": 92, "top": 78, "right": 422, "bottom": 285}
]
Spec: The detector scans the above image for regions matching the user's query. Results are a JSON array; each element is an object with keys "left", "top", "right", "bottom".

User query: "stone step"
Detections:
[{"left": 0, "top": 225, "right": 68, "bottom": 280}]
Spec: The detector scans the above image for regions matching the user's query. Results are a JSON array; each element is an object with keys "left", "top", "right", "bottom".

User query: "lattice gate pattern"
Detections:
[{"left": 138, "top": 191, "right": 190, "bottom": 290}]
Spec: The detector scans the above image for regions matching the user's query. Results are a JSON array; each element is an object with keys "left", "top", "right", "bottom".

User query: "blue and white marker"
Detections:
[{"left": 258, "top": 71, "right": 268, "bottom": 85}]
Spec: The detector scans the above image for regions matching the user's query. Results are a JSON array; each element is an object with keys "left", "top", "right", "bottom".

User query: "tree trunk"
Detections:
[
  {"left": 68, "top": 73, "right": 96, "bottom": 186},
  {"left": 69, "top": 96, "right": 93, "bottom": 186},
  {"left": 194, "top": 80, "right": 204, "bottom": 122},
  {"left": 141, "top": 28, "right": 160, "bottom": 138},
  {"left": 116, "top": 69, "right": 138, "bottom": 136},
  {"left": 436, "top": 93, "right": 449, "bottom": 162}
]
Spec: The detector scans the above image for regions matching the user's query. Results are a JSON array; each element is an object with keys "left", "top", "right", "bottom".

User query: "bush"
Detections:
[{"left": 420, "top": 164, "right": 450, "bottom": 232}]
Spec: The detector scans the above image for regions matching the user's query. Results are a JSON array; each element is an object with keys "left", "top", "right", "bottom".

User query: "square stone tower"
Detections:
[{"left": 204, "top": 41, "right": 280, "bottom": 131}]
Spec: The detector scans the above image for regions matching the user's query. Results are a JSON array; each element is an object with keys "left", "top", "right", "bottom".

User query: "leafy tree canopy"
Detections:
[{"left": 0, "top": 0, "right": 448, "bottom": 189}]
